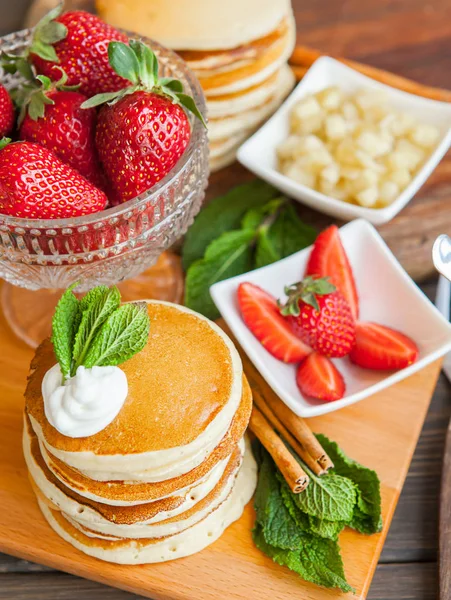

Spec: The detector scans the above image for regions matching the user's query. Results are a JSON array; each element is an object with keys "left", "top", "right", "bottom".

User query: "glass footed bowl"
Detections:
[{"left": 0, "top": 29, "right": 209, "bottom": 347}]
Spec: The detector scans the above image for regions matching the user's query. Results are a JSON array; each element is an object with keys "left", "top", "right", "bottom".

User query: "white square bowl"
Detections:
[
  {"left": 210, "top": 219, "right": 451, "bottom": 417},
  {"left": 236, "top": 57, "right": 451, "bottom": 225}
]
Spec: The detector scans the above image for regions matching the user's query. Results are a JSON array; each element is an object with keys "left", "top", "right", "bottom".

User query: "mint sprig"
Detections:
[
  {"left": 253, "top": 437, "right": 382, "bottom": 592},
  {"left": 51, "top": 284, "right": 150, "bottom": 379},
  {"left": 183, "top": 184, "right": 317, "bottom": 320}
]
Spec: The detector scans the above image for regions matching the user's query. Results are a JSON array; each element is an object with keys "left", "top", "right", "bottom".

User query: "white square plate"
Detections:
[
  {"left": 211, "top": 219, "right": 451, "bottom": 417},
  {"left": 237, "top": 57, "right": 451, "bottom": 225}
]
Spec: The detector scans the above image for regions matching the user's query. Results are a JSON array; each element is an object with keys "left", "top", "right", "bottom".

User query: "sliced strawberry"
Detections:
[
  {"left": 237, "top": 282, "right": 311, "bottom": 363},
  {"left": 296, "top": 352, "right": 345, "bottom": 402},
  {"left": 349, "top": 322, "right": 419, "bottom": 370},
  {"left": 306, "top": 225, "right": 359, "bottom": 320}
]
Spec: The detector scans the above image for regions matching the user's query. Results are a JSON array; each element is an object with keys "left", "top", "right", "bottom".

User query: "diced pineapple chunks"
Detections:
[{"left": 276, "top": 85, "right": 436, "bottom": 209}]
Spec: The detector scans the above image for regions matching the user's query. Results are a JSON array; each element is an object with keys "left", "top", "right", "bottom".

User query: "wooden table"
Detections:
[{"left": 1, "top": 0, "right": 450, "bottom": 598}]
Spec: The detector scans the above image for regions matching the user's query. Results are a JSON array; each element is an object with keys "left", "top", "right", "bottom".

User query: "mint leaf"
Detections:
[
  {"left": 51, "top": 282, "right": 80, "bottom": 379},
  {"left": 182, "top": 180, "right": 278, "bottom": 270},
  {"left": 255, "top": 453, "right": 304, "bottom": 550},
  {"left": 71, "top": 286, "right": 121, "bottom": 375},
  {"left": 316, "top": 434, "right": 382, "bottom": 533},
  {"left": 253, "top": 525, "right": 353, "bottom": 593},
  {"left": 307, "top": 515, "right": 346, "bottom": 541},
  {"left": 83, "top": 302, "right": 150, "bottom": 368},
  {"left": 294, "top": 468, "right": 357, "bottom": 523},
  {"left": 184, "top": 229, "right": 255, "bottom": 319},
  {"left": 255, "top": 227, "right": 281, "bottom": 268},
  {"left": 278, "top": 473, "right": 345, "bottom": 541},
  {"left": 267, "top": 204, "right": 317, "bottom": 258},
  {"left": 240, "top": 198, "right": 284, "bottom": 231}
]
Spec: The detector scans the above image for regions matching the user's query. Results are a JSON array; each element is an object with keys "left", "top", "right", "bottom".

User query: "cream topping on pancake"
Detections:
[
  {"left": 36, "top": 440, "right": 257, "bottom": 564},
  {"left": 26, "top": 302, "right": 243, "bottom": 478}
]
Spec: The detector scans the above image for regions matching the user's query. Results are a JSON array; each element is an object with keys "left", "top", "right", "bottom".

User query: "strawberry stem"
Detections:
[
  {"left": 81, "top": 40, "right": 207, "bottom": 127},
  {"left": 280, "top": 276, "right": 336, "bottom": 315}
]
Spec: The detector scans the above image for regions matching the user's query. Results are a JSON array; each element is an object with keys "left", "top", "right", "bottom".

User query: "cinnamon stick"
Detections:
[
  {"left": 264, "top": 391, "right": 334, "bottom": 472},
  {"left": 249, "top": 407, "right": 309, "bottom": 493},
  {"left": 290, "top": 46, "right": 451, "bottom": 102},
  {"left": 252, "top": 386, "right": 327, "bottom": 476}
]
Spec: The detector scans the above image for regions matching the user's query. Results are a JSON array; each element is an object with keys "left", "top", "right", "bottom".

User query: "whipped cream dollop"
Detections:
[{"left": 42, "top": 364, "right": 128, "bottom": 438}]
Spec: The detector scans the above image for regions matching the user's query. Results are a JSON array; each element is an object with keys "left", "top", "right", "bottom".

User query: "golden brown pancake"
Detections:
[
  {"left": 36, "top": 376, "right": 252, "bottom": 503},
  {"left": 192, "top": 22, "right": 292, "bottom": 92},
  {"left": 30, "top": 429, "right": 242, "bottom": 526},
  {"left": 25, "top": 302, "right": 240, "bottom": 455},
  {"left": 179, "top": 18, "right": 289, "bottom": 71}
]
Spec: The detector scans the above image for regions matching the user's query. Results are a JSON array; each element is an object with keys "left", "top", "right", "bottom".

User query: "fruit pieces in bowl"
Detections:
[
  {"left": 237, "top": 225, "right": 418, "bottom": 403},
  {"left": 0, "top": 4, "right": 205, "bottom": 220}
]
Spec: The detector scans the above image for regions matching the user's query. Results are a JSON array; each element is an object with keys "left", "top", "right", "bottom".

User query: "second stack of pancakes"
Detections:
[
  {"left": 24, "top": 301, "right": 256, "bottom": 564},
  {"left": 96, "top": 0, "right": 296, "bottom": 171}
]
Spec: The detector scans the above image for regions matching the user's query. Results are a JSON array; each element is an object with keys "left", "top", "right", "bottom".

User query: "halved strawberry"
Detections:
[
  {"left": 296, "top": 352, "right": 345, "bottom": 402},
  {"left": 305, "top": 225, "right": 359, "bottom": 320},
  {"left": 237, "top": 282, "right": 310, "bottom": 363},
  {"left": 349, "top": 322, "right": 418, "bottom": 370}
]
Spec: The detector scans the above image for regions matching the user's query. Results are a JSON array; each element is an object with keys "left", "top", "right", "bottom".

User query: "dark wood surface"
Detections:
[{"left": 1, "top": 0, "right": 451, "bottom": 598}]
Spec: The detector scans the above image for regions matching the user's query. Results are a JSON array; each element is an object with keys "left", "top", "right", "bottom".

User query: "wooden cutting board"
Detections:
[{"left": 0, "top": 297, "right": 441, "bottom": 600}]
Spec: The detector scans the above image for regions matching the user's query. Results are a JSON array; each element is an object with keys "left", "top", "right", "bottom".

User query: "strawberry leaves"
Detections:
[
  {"left": 28, "top": 3, "right": 67, "bottom": 63},
  {"left": 281, "top": 276, "right": 336, "bottom": 315},
  {"left": 81, "top": 40, "right": 206, "bottom": 126}
]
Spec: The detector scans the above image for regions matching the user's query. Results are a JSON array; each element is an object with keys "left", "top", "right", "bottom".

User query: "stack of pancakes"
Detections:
[
  {"left": 24, "top": 301, "right": 256, "bottom": 564},
  {"left": 96, "top": 0, "right": 296, "bottom": 171}
]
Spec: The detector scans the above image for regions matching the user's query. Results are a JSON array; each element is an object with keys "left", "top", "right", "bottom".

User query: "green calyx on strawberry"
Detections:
[
  {"left": 1, "top": 4, "right": 66, "bottom": 80},
  {"left": 280, "top": 276, "right": 337, "bottom": 315},
  {"left": 14, "top": 67, "right": 78, "bottom": 125},
  {"left": 280, "top": 276, "right": 356, "bottom": 359},
  {"left": 81, "top": 40, "right": 206, "bottom": 127}
]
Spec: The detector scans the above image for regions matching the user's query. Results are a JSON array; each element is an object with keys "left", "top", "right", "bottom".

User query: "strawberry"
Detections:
[
  {"left": 82, "top": 40, "right": 206, "bottom": 203},
  {"left": 296, "top": 352, "right": 345, "bottom": 402},
  {"left": 237, "top": 282, "right": 311, "bottom": 363},
  {"left": 306, "top": 225, "right": 359, "bottom": 321},
  {"left": 9, "top": 5, "right": 128, "bottom": 97},
  {"left": 349, "top": 322, "right": 418, "bottom": 370},
  {"left": 0, "top": 84, "right": 14, "bottom": 138},
  {"left": 17, "top": 71, "right": 105, "bottom": 190},
  {"left": 281, "top": 276, "right": 356, "bottom": 358},
  {"left": 0, "top": 139, "right": 107, "bottom": 219}
]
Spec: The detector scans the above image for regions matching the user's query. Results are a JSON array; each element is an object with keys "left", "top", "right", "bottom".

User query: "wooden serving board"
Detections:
[{"left": 0, "top": 296, "right": 442, "bottom": 600}]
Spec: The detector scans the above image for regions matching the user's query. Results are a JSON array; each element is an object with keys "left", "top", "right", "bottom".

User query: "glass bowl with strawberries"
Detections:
[{"left": 0, "top": 7, "right": 208, "bottom": 347}]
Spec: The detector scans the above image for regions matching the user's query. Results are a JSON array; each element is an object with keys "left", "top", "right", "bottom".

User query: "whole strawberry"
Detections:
[
  {"left": 18, "top": 71, "right": 105, "bottom": 189},
  {"left": 26, "top": 5, "right": 128, "bottom": 97},
  {"left": 280, "top": 276, "right": 356, "bottom": 358},
  {"left": 0, "top": 84, "right": 14, "bottom": 138},
  {"left": 83, "top": 40, "right": 206, "bottom": 203},
  {"left": 0, "top": 140, "right": 107, "bottom": 219}
]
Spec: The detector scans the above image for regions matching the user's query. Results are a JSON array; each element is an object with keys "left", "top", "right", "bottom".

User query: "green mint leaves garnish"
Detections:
[
  {"left": 51, "top": 282, "right": 81, "bottom": 379},
  {"left": 183, "top": 181, "right": 317, "bottom": 320},
  {"left": 52, "top": 283, "right": 150, "bottom": 379},
  {"left": 82, "top": 303, "right": 150, "bottom": 369},
  {"left": 253, "top": 435, "right": 382, "bottom": 592},
  {"left": 81, "top": 39, "right": 206, "bottom": 127}
]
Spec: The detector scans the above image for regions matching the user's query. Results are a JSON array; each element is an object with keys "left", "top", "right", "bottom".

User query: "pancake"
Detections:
[
  {"left": 36, "top": 376, "right": 252, "bottom": 504},
  {"left": 179, "top": 18, "right": 289, "bottom": 72},
  {"left": 96, "top": 0, "right": 292, "bottom": 51},
  {"left": 27, "top": 417, "right": 245, "bottom": 534},
  {"left": 26, "top": 301, "right": 243, "bottom": 480},
  {"left": 193, "top": 16, "right": 295, "bottom": 96},
  {"left": 208, "top": 71, "right": 294, "bottom": 142},
  {"left": 36, "top": 440, "right": 257, "bottom": 564},
  {"left": 206, "top": 66, "right": 293, "bottom": 118}
]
